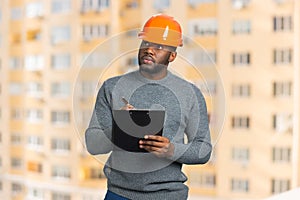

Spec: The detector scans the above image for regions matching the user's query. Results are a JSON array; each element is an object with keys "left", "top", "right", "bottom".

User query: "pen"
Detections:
[
  {"left": 122, "top": 97, "right": 129, "bottom": 105},
  {"left": 121, "top": 97, "right": 135, "bottom": 110}
]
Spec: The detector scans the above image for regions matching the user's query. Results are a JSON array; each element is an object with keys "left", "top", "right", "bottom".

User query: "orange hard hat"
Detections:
[{"left": 138, "top": 14, "right": 183, "bottom": 47}]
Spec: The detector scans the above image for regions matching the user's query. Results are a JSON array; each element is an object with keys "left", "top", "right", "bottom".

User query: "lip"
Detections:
[{"left": 142, "top": 56, "right": 155, "bottom": 64}]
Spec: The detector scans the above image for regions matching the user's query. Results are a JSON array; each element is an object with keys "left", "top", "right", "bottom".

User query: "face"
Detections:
[{"left": 138, "top": 40, "right": 176, "bottom": 75}]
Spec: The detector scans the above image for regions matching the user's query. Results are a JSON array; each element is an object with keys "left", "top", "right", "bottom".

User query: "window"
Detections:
[
  {"left": 125, "top": 30, "right": 139, "bottom": 37},
  {"left": 11, "top": 133, "right": 22, "bottom": 145},
  {"left": 52, "top": 0, "right": 71, "bottom": 13},
  {"left": 11, "top": 157, "right": 22, "bottom": 169},
  {"left": 9, "top": 82, "right": 23, "bottom": 95},
  {"left": 82, "top": 52, "right": 110, "bottom": 68},
  {"left": 271, "top": 179, "right": 290, "bottom": 194},
  {"left": 51, "top": 53, "right": 71, "bottom": 69},
  {"left": 189, "top": 171, "right": 216, "bottom": 188},
  {"left": 25, "top": 55, "right": 44, "bottom": 71},
  {"left": 27, "top": 135, "right": 43, "bottom": 150},
  {"left": 26, "top": 109, "right": 43, "bottom": 123},
  {"left": 11, "top": 33, "right": 22, "bottom": 44},
  {"left": 27, "top": 161, "right": 43, "bottom": 173},
  {"left": 51, "top": 26, "right": 71, "bottom": 44},
  {"left": 153, "top": 0, "right": 170, "bottom": 11},
  {"left": 232, "top": 52, "right": 251, "bottom": 66},
  {"left": 52, "top": 166, "right": 71, "bottom": 179},
  {"left": 273, "top": 48, "right": 292, "bottom": 65},
  {"left": 126, "top": 57, "right": 138, "bottom": 67},
  {"left": 272, "top": 147, "right": 291, "bottom": 163},
  {"left": 232, "top": 116, "right": 250, "bottom": 129},
  {"left": 273, "top": 113, "right": 293, "bottom": 133},
  {"left": 11, "top": 7, "right": 22, "bottom": 20},
  {"left": 26, "top": 29, "right": 41, "bottom": 41},
  {"left": 10, "top": 57, "right": 22, "bottom": 70},
  {"left": 188, "top": 50, "right": 217, "bottom": 66},
  {"left": 80, "top": 81, "right": 97, "bottom": 98},
  {"left": 82, "top": 24, "right": 109, "bottom": 41},
  {"left": 82, "top": 194, "right": 102, "bottom": 200},
  {"left": 273, "top": 16, "right": 292, "bottom": 32},
  {"left": 90, "top": 168, "right": 105, "bottom": 179},
  {"left": 231, "top": 178, "right": 249, "bottom": 192},
  {"left": 81, "top": 0, "right": 110, "bottom": 12},
  {"left": 273, "top": 81, "right": 292, "bottom": 97},
  {"left": 26, "top": 82, "right": 43, "bottom": 97},
  {"left": 232, "top": 0, "right": 250, "bottom": 9},
  {"left": 232, "top": 84, "right": 251, "bottom": 97},
  {"left": 51, "top": 111, "right": 70, "bottom": 125},
  {"left": 78, "top": 110, "right": 92, "bottom": 127},
  {"left": 195, "top": 80, "right": 217, "bottom": 96},
  {"left": 12, "top": 182, "right": 23, "bottom": 196},
  {"left": 11, "top": 108, "right": 23, "bottom": 120},
  {"left": 26, "top": 2, "right": 43, "bottom": 18},
  {"left": 125, "top": 0, "right": 139, "bottom": 8},
  {"left": 273, "top": 0, "right": 287, "bottom": 3},
  {"left": 188, "top": 0, "right": 216, "bottom": 6},
  {"left": 188, "top": 18, "right": 218, "bottom": 36},
  {"left": 52, "top": 192, "right": 71, "bottom": 200},
  {"left": 232, "top": 20, "right": 251, "bottom": 34},
  {"left": 232, "top": 147, "right": 249, "bottom": 163},
  {"left": 51, "top": 82, "right": 70, "bottom": 97},
  {"left": 51, "top": 138, "right": 71, "bottom": 152},
  {"left": 28, "top": 188, "right": 44, "bottom": 200}
]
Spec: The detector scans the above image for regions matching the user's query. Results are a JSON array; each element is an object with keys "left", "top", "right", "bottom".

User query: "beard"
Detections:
[
  {"left": 138, "top": 52, "right": 171, "bottom": 75},
  {"left": 139, "top": 63, "right": 166, "bottom": 74}
]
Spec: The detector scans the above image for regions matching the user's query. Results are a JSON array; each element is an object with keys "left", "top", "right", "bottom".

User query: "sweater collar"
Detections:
[{"left": 134, "top": 70, "right": 172, "bottom": 84}]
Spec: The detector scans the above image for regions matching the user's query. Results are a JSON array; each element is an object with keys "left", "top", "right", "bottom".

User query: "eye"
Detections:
[
  {"left": 143, "top": 41, "right": 150, "bottom": 47},
  {"left": 157, "top": 45, "right": 163, "bottom": 50}
]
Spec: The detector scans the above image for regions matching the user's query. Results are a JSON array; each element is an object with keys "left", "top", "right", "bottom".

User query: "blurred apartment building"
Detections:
[{"left": 0, "top": 0, "right": 299, "bottom": 200}]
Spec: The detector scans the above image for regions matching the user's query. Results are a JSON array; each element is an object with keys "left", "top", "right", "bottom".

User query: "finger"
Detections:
[
  {"left": 140, "top": 142, "right": 174, "bottom": 158},
  {"left": 140, "top": 145, "right": 168, "bottom": 153},
  {"left": 144, "top": 135, "right": 169, "bottom": 142},
  {"left": 139, "top": 139, "right": 166, "bottom": 148},
  {"left": 140, "top": 142, "right": 173, "bottom": 158},
  {"left": 125, "top": 104, "right": 134, "bottom": 110},
  {"left": 120, "top": 104, "right": 135, "bottom": 110}
]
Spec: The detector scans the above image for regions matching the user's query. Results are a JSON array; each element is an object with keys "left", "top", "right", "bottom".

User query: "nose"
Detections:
[{"left": 143, "top": 46, "right": 155, "bottom": 55}]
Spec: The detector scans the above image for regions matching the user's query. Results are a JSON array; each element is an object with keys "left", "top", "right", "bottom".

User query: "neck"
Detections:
[{"left": 139, "top": 69, "right": 168, "bottom": 80}]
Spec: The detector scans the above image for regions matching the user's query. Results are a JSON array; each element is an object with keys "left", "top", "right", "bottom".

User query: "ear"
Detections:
[{"left": 168, "top": 52, "right": 177, "bottom": 62}]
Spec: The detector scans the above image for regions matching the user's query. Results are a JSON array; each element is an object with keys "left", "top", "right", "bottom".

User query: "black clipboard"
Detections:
[{"left": 112, "top": 109, "right": 165, "bottom": 152}]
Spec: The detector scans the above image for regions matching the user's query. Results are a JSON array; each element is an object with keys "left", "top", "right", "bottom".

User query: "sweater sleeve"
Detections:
[
  {"left": 85, "top": 81, "right": 113, "bottom": 155},
  {"left": 170, "top": 86, "right": 212, "bottom": 164}
]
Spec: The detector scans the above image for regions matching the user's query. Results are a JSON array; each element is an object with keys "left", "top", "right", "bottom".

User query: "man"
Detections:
[{"left": 85, "top": 14, "right": 212, "bottom": 200}]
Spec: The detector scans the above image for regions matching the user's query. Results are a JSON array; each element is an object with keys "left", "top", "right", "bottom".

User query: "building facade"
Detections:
[{"left": 0, "top": 0, "right": 299, "bottom": 200}]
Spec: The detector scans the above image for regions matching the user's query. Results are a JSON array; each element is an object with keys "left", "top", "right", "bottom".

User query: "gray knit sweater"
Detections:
[{"left": 85, "top": 70, "right": 212, "bottom": 200}]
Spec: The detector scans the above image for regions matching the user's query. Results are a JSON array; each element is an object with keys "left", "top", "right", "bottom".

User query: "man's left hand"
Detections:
[{"left": 139, "top": 135, "right": 174, "bottom": 158}]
